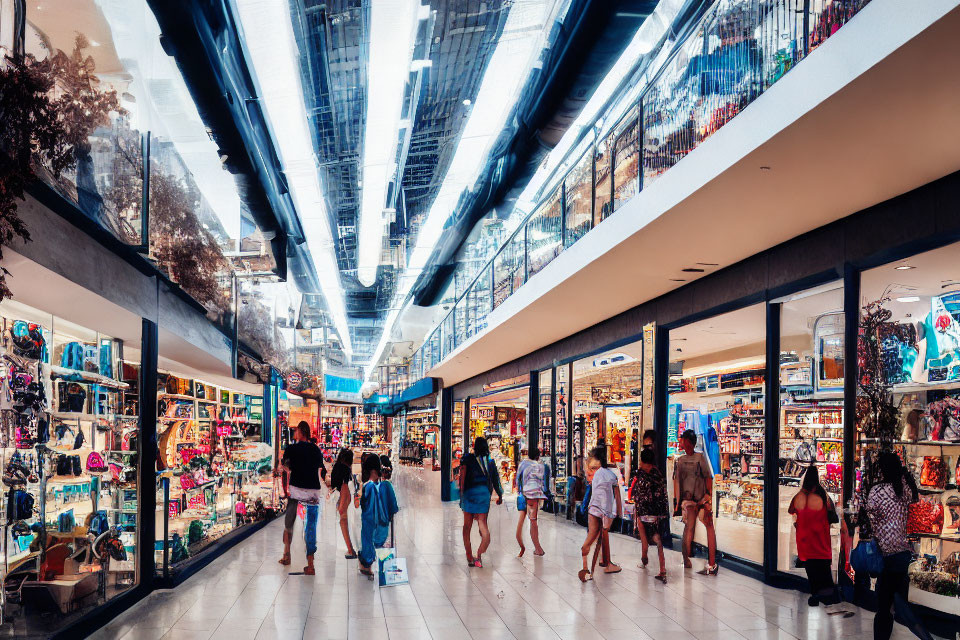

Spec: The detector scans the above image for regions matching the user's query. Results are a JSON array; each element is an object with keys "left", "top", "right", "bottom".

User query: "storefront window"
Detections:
[
  {"left": 564, "top": 150, "right": 593, "bottom": 248},
  {"left": 469, "top": 378, "right": 529, "bottom": 493},
  {"left": 612, "top": 106, "right": 639, "bottom": 212},
  {"left": 777, "top": 283, "right": 845, "bottom": 576},
  {"left": 538, "top": 370, "right": 553, "bottom": 460},
  {"left": 667, "top": 303, "right": 766, "bottom": 564},
  {"left": 858, "top": 242, "right": 960, "bottom": 612},
  {"left": 526, "top": 188, "right": 562, "bottom": 278},
  {"left": 156, "top": 373, "right": 270, "bottom": 571},
  {"left": 0, "top": 298, "right": 139, "bottom": 633},
  {"left": 555, "top": 366, "right": 569, "bottom": 499}
]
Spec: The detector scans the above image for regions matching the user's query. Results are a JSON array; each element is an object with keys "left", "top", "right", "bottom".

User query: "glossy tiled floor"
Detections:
[{"left": 92, "top": 466, "right": 920, "bottom": 640}]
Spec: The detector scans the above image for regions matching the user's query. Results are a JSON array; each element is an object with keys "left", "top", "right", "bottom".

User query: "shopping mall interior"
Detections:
[{"left": 0, "top": 0, "right": 959, "bottom": 638}]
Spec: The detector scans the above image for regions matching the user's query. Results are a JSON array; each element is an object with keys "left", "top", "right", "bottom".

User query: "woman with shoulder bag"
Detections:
[
  {"left": 514, "top": 443, "right": 550, "bottom": 557},
  {"left": 458, "top": 437, "right": 503, "bottom": 568},
  {"left": 789, "top": 466, "right": 851, "bottom": 615}
]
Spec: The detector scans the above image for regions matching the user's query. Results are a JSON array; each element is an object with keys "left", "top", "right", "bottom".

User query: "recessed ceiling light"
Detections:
[
  {"left": 894, "top": 265, "right": 914, "bottom": 270},
  {"left": 896, "top": 296, "right": 920, "bottom": 303}
]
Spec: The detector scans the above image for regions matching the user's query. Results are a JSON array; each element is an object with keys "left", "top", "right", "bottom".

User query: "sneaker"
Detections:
[{"left": 696, "top": 564, "right": 719, "bottom": 576}]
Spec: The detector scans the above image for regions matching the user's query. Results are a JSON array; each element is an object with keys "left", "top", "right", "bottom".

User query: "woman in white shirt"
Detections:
[{"left": 514, "top": 444, "right": 550, "bottom": 557}]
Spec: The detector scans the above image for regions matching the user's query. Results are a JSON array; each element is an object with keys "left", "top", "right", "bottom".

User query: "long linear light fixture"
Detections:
[
  {"left": 356, "top": 1, "right": 424, "bottom": 287},
  {"left": 364, "top": 0, "right": 559, "bottom": 382},
  {"left": 233, "top": 0, "right": 352, "bottom": 357}
]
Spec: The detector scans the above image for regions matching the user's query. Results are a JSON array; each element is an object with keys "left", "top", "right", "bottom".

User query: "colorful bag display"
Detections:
[
  {"left": 85, "top": 452, "right": 108, "bottom": 473},
  {"left": 920, "top": 456, "right": 946, "bottom": 488},
  {"left": 907, "top": 497, "right": 944, "bottom": 535}
]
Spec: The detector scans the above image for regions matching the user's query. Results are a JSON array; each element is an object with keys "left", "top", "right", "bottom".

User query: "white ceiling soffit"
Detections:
[
  {"left": 232, "top": 0, "right": 352, "bottom": 358},
  {"left": 429, "top": 0, "right": 960, "bottom": 388}
]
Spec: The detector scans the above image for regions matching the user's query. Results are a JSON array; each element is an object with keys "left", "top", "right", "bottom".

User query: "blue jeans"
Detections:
[{"left": 285, "top": 499, "right": 319, "bottom": 556}]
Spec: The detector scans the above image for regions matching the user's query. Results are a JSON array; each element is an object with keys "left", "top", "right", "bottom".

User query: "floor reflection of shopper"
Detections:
[
  {"left": 673, "top": 429, "right": 718, "bottom": 575},
  {"left": 789, "top": 466, "right": 852, "bottom": 615},
  {"left": 279, "top": 421, "right": 326, "bottom": 575},
  {"left": 630, "top": 448, "right": 669, "bottom": 583},
  {"left": 580, "top": 447, "right": 622, "bottom": 579},
  {"left": 330, "top": 448, "right": 357, "bottom": 560},
  {"left": 866, "top": 452, "right": 928, "bottom": 640},
  {"left": 458, "top": 437, "right": 503, "bottom": 568},
  {"left": 515, "top": 444, "right": 550, "bottom": 558},
  {"left": 357, "top": 454, "right": 399, "bottom": 578}
]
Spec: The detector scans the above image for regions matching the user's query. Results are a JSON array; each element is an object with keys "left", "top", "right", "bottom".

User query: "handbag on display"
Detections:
[
  {"left": 920, "top": 456, "right": 946, "bottom": 488},
  {"left": 907, "top": 498, "right": 944, "bottom": 535},
  {"left": 6, "top": 488, "right": 34, "bottom": 521},
  {"left": 85, "top": 452, "right": 108, "bottom": 473}
]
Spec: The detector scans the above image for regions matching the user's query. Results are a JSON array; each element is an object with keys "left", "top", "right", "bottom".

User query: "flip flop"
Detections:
[
  {"left": 655, "top": 573, "right": 667, "bottom": 584},
  {"left": 303, "top": 566, "right": 316, "bottom": 575},
  {"left": 278, "top": 554, "right": 291, "bottom": 566},
  {"left": 578, "top": 569, "right": 593, "bottom": 582},
  {"left": 533, "top": 550, "right": 545, "bottom": 557},
  {"left": 344, "top": 553, "right": 357, "bottom": 559},
  {"left": 604, "top": 565, "right": 623, "bottom": 574}
]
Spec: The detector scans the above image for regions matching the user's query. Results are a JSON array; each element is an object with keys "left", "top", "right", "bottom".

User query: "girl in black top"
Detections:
[
  {"left": 458, "top": 437, "right": 503, "bottom": 567},
  {"left": 330, "top": 448, "right": 357, "bottom": 559}
]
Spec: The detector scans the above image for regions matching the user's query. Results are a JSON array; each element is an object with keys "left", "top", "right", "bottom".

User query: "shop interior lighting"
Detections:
[
  {"left": 233, "top": 0, "right": 352, "bottom": 357},
  {"left": 896, "top": 296, "right": 921, "bottom": 303},
  {"left": 356, "top": 1, "right": 423, "bottom": 287},
  {"left": 364, "top": 0, "right": 558, "bottom": 383},
  {"left": 895, "top": 265, "right": 915, "bottom": 270}
]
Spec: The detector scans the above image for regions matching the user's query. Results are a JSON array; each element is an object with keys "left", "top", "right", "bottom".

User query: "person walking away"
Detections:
[
  {"left": 630, "top": 448, "right": 669, "bottom": 582},
  {"left": 458, "top": 437, "right": 503, "bottom": 567},
  {"left": 580, "top": 447, "right": 622, "bottom": 579},
  {"left": 379, "top": 453, "right": 393, "bottom": 480},
  {"left": 673, "top": 429, "right": 718, "bottom": 574},
  {"left": 515, "top": 444, "right": 550, "bottom": 557},
  {"left": 867, "top": 451, "right": 929, "bottom": 640},
  {"left": 357, "top": 454, "right": 399, "bottom": 577},
  {"left": 789, "top": 465, "right": 852, "bottom": 615},
  {"left": 330, "top": 447, "right": 357, "bottom": 559},
  {"left": 279, "top": 421, "right": 326, "bottom": 575}
]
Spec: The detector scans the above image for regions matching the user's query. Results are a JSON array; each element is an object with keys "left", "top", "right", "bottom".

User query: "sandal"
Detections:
[
  {"left": 604, "top": 564, "right": 622, "bottom": 574},
  {"left": 473, "top": 558, "right": 483, "bottom": 568},
  {"left": 304, "top": 565, "right": 316, "bottom": 576},
  {"left": 655, "top": 573, "right": 667, "bottom": 584},
  {"left": 278, "top": 553, "right": 291, "bottom": 566},
  {"left": 344, "top": 552, "right": 357, "bottom": 559}
]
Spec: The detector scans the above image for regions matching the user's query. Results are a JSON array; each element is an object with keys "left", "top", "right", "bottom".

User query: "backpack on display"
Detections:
[
  {"left": 60, "top": 342, "right": 84, "bottom": 370},
  {"left": 86, "top": 452, "right": 108, "bottom": 473},
  {"left": 6, "top": 489, "right": 34, "bottom": 521},
  {"left": 82, "top": 345, "right": 99, "bottom": 373},
  {"left": 12, "top": 321, "right": 45, "bottom": 360}
]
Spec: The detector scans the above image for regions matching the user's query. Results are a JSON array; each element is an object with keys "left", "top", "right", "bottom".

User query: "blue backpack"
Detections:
[
  {"left": 60, "top": 342, "right": 84, "bottom": 370},
  {"left": 88, "top": 510, "right": 109, "bottom": 537}
]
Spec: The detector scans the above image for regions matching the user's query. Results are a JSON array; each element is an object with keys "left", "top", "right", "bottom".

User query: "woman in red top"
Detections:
[{"left": 788, "top": 466, "right": 850, "bottom": 614}]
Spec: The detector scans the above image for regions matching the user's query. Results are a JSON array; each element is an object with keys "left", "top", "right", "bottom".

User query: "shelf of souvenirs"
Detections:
[{"left": 891, "top": 379, "right": 960, "bottom": 394}]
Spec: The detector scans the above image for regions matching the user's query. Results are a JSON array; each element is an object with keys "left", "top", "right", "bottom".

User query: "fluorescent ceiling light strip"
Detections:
[
  {"left": 356, "top": 0, "right": 421, "bottom": 287},
  {"left": 364, "top": 0, "right": 557, "bottom": 382},
  {"left": 233, "top": 0, "right": 351, "bottom": 357}
]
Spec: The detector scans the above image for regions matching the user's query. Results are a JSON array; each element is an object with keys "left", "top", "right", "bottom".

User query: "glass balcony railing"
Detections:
[{"left": 400, "top": 0, "right": 871, "bottom": 388}]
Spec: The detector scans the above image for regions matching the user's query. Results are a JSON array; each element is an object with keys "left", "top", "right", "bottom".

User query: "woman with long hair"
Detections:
[
  {"left": 329, "top": 448, "right": 357, "bottom": 559},
  {"left": 458, "top": 436, "right": 503, "bottom": 567},
  {"left": 515, "top": 443, "right": 549, "bottom": 557},
  {"left": 866, "top": 451, "right": 923, "bottom": 640},
  {"left": 788, "top": 466, "right": 850, "bottom": 613}
]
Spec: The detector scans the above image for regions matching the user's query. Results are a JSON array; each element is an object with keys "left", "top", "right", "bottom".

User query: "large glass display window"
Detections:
[
  {"left": 0, "top": 298, "right": 140, "bottom": 635},
  {"left": 777, "top": 283, "right": 845, "bottom": 576},
  {"left": 593, "top": 138, "right": 612, "bottom": 227},
  {"left": 667, "top": 303, "right": 766, "bottom": 564},
  {"left": 858, "top": 243, "right": 960, "bottom": 614}
]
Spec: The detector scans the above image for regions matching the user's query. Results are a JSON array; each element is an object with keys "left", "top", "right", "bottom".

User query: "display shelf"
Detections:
[
  {"left": 49, "top": 411, "right": 116, "bottom": 420},
  {"left": 908, "top": 588, "right": 960, "bottom": 616},
  {"left": 892, "top": 380, "right": 960, "bottom": 394},
  {"left": 158, "top": 393, "right": 196, "bottom": 401}
]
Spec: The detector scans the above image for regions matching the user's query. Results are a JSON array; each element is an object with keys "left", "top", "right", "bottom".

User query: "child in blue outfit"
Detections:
[{"left": 356, "top": 454, "right": 399, "bottom": 577}]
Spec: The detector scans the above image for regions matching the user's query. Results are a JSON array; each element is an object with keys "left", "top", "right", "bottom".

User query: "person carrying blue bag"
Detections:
[
  {"left": 514, "top": 443, "right": 551, "bottom": 557},
  {"left": 356, "top": 454, "right": 399, "bottom": 578}
]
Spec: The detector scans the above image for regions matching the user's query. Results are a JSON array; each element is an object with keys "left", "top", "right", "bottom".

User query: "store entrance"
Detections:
[{"left": 468, "top": 379, "right": 529, "bottom": 494}]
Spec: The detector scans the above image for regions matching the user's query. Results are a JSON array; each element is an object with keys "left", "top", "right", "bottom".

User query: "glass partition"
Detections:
[
  {"left": 526, "top": 188, "right": 563, "bottom": 278},
  {"left": 594, "top": 137, "right": 612, "bottom": 226},
  {"left": 493, "top": 232, "right": 524, "bottom": 309},
  {"left": 564, "top": 150, "right": 593, "bottom": 248},
  {"left": 612, "top": 106, "right": 640, "bottom": 211},
  {"left": 455, "top": 297, "right": 467, "bottom": 348}
]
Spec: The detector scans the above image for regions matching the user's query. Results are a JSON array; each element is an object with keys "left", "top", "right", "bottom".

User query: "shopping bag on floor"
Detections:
[{"left": 377, "top": 518, "right": 408, "bottom": 586}]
